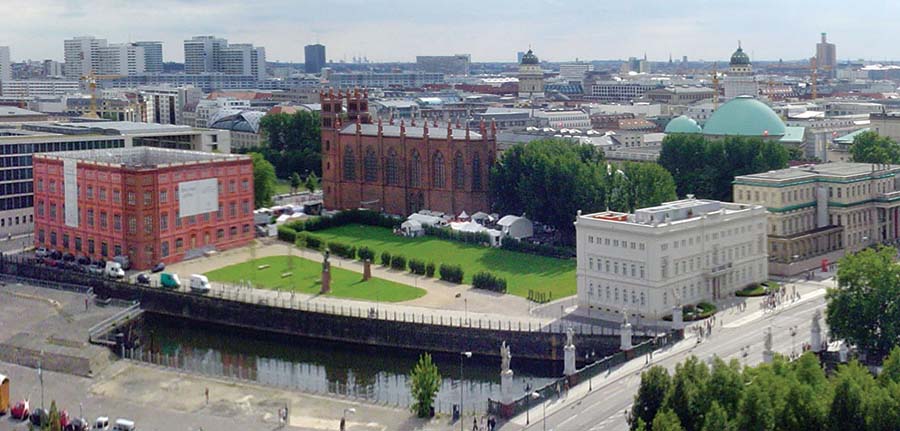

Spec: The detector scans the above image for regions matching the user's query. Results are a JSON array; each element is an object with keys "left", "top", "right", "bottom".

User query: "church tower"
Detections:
[
  {"left": 517, "top": 49, "right": 544, "bottom": 99},
  {"left": 724, "top": 42, "right": 759, "bottom": 99}
]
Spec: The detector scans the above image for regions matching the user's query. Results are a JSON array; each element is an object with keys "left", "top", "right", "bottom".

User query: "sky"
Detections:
[{"left": 2, "top": 0, "right": 899, "bottom": 64}]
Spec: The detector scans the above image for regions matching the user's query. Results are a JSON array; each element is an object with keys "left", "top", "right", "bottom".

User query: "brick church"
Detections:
[{"left": 320, "top": 89, "right": 496, "bottom": 216}]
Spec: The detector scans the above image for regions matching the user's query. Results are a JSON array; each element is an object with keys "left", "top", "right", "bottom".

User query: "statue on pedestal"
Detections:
[
  {"left": 500, "top": 341, "right": 511, "bottom": 373},
  {"left": 811, "top": 309, "right": 821, "bottom": 333},
  {"left": 322, "top": 250, "right": 331, "bottom": 272},
  {"left": 566, "top": 327, "right": 574, "bottom": 347},
  {"left": 764, "top": 327, "right": 773, "bottom": 352}
]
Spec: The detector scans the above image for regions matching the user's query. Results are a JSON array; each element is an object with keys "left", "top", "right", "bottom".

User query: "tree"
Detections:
[
  {"left": 700, "top": 401, "right": 731, "bottom": 431},
  {"left": 251, "top": 152, "right": 277, "bottom": 208},
  {"left": 849, "top": 131, "right": 900, "bottom": 164},
  {"left": 736, "top": 383, "right": 775, "bottom": 431},
  {"left": 666, "top": 356, "right": 710, "bottom": 431},
  {"left": 409, "top": 353, "right": 441, "bottom": 418},
  {"left": 779, "top": 380, "right": 827, "bottom": 431},
  {"left": 880, "top": 346, "right": 900, "bottom": 385},
  {"left": 613, "top": 162, "right": 677, "bottom": 213},
  {"left": 48, "top": 400, "right": 60, "bottom": 431},
  {"left": 704, "top": 357, "right": 744, "bottom": 414},
  {"left": 651, "top": 409, "right": 684, "bottom": 431},
  {"left": 630, "top": 366, "right": 671, "bottom": 430},
  {"left": 289, "top": 172, "right": 302, "bottom": 193},
  {"left": 254, "top": 110, "right": 322, "bottom": 179},
  {"left": 827, "top": 246, "right": 900, "bottom": 359},
  {"left": 305, "top": 172, "right": 319, "bottom": 193},
  {"left": 827, "top": 362, "right": 872, "bottom": 431}
]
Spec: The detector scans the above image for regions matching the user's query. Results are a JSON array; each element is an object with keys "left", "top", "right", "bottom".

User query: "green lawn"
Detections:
[
  {"left": 274, "top": 179, "right": 293, "bottom": 195},
  {"left": 307, "top": 224, "right": 577, "bottom": 299},
  {"left": 204, "top": 255, "right": 426, "bottom": 302}
]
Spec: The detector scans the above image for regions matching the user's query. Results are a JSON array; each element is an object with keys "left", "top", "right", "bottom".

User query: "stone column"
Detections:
[
  {"left": 563, "top": 328, "right": 576, "bottom": 377},
  {"left": 810, "top": 309, "right": 823, "bottom": 353},
  {"left": 763, "top": 327, "right": 774, "bottom": 364},
  {"left": 362, "top": 259, "right": 371, "bottom": 281},
  {"left": 620, "top": 318, "right": 633, "bottom": 352}
]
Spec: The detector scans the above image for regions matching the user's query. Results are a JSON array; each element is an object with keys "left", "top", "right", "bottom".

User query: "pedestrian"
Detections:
[
  {"left": 340, "top": 416, "right": 346, "bottom": 431},
  {"left": 84, "top": 296, "right": 89, "bottom": 311},
  {"left": 473, "top": 416, "right": 479, "bottom": 431},
  {"left": 205, "top": 387, "right": 209, "bottom": 405}
]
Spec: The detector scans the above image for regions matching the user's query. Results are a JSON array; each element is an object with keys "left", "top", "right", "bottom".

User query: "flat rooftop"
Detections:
[
  {"left": 735, "top": 162, "right": 900, "bottom": 183},
  {"left": 0, "top": 106, "right": 47, "bottom": 117},
  {"left": 34, "top": 146, "right": 248, "bottom": 169},
  {"left": 580, "top": 198, "right": 761, "bottom": 227},
  {"left": 55, "top": 121, "right": 195, "bottom": 135}
]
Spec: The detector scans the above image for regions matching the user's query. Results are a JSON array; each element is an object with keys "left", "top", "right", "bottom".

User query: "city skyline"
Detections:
[{"left": 2, "top": 0, "right": 900, "bottom": 64}]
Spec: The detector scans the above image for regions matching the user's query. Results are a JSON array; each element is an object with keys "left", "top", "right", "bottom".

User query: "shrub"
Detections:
[
  {"left": 425, "top": 262, "right": 436, "bottom": 278},
  {"left": 390, "top": 255, "right": 407, "bottom": 271},
  {"left": 296, "top": 232, "right": 322, "bottom": 250},
  {"left": 500, "top": 237, "right": 575, "bottom": 259},
  {"left": 439, "top": 263, "right": 464, "bottom": 284},
  {"left": 472, "top": 271, "right": 507, "bottom": 293},
  {"left": 408, "top": 258, "right": 427, "bottom": 275},
  {"left": 277, "top": 224, "right": 297, "bottom": 243},
  {"left": 423, "top": 225, "right": 490, "bottom": 245},
  {"left": 380, "top": 251, "right": 392, "bottom": 266},
  {"left": 358, "top": 246, "right": 375, "bottom": 262},
  {"left": 292, "top": 209, "right": 400, "bottom": 232},
  {"left": 328, "top": 241, "right": 356, "bottom": 259}
]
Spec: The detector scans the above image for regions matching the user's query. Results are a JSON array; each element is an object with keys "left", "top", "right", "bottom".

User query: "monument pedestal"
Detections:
[
  {"left": 564, "top": 344, "right": 576, "bottom": 376},
  {"left": 620, "top": 322, "right": 633, "bottom": 352},
  {"left": 500, "top": 369, "right": 514, "bottom": 404},
  {"left": 363, "top": 259, "right": 372, "bottom": 281},
  {"left": 762, "top": 350, "right": 774, "bottom": 364},
  {"left": 320, "top": 268, "right": 331, "bottom": 294}
]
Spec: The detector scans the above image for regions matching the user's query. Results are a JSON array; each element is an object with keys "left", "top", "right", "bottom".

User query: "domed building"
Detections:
[
  {"left": 702, "top": 95, "right": 786, "bottom": 138},
  {"left": 664, "top": 115, "right": 702, "bottom": 134},
  {"left": 208, "top": 109, "right": 266, "bottom": 150},
  {"left": 724, "top": 43, "right": 758, "bottom": 99},
  {"left": 517, "top": 49, "right": 545, "bottom": 99}
]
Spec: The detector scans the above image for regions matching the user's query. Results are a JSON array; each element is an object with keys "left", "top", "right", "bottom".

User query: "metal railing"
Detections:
[{"left": 88, "top": 302, "right": 142, "bottom": 346}]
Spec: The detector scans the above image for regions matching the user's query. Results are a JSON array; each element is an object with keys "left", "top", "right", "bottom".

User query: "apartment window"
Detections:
[
  {"left": 242, "top": 200, "right": 250, "bottom": 215},
  {"left": 127, "top": 191, "right": 136, "bottom": 205},
  {"left": 242, "top": 224, "right": 250, "bottom": 233},
  {"left": 175, "top": 216, "right": 182, "bottom": 228},
  {"left": 114, "top": 214, "right": 121, "bottom": 231},
  {"left": 37, "top": 201, "right": 44, "bottom": 217},
  {"left": 49, "top": 181, "right": 56, "bottom": 193},
  {"left": 143, "top": 191, "right": 152, "bottom": 206},
  {"left": 37, "top": 179, "right": 43, "bottom": 192},
  {"left": 175, "top": 238, "right": 184, "bottom": 251},
  {"left": 241, "top": 179, "right": 249, "bottom": 191},
  {"left": 101, "top": 242, "right": 108, "bottom": 257},
  {"left": 144, "top": 215, "right": 152, "bottom": 234},
  {"left": 114, "top": 245, "right": 122, "bottom": 257},
  {"left": 160, "top": 189, "right": 168, "bottom": 203},
  {"left": 229, "top": 180, "right": 236, "bottom": 193},
  {"left": 87, "top": 186, "right": 93, "bottom": 199},
  {"left": 217, "top": 203, "right": 224, "bottom": 220},
  {"left": 161, "top": 241, "right": 169, "bottom": 257},
  {"left": 87, "top": 239, "right": 94, "bottom": 254},
  {"left": 50, "top": 231, "right": 56, "bottom": 246},
  {"left": 99, "top": 212, "right": 107, "bottom": 229},
  {"left": 229, "top": 202, "right": 237, "bottom": 217},
  {"left": 62, "top": 234, "right": 69, "bottom": 249},
  {"left": 86, "top": 209, "right": 94, "bottom": 227},
  {"left": 49, "top": 203, "right": 57, "bottom": 220},
  {"left": 217, "top": 229, "right": 224, "bottom": 240},
  {"left": 128, "top": 216, "right": 137, "bottom": 234},
  {"left": 99, "top": 188, "right": 106, "bottom": 201},
  {"left": 160, "top": 213, "right": 168, "bottom": 231},
  {"left": 113, "top": 189, "right": 121, "bottom": 203},
  {"left": 37, "top": 229, "right": 44, "bottom": 243},
  {"left": 229, "top": 226, "right": 238, "bottom": 236}
]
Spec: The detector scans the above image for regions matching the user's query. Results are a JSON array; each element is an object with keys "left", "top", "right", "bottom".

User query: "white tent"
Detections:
[
  {"left": 408, "top": 213, "right": 447, "bottom": 227},
  {"left": 497, "top": 215, "right": 534, "bottom": 240},
  {"left": 458, "top": 210, "right": 470, "bottom": 220},
  {"left": 400, "top": 219, "right": 424, "bottom": 237}
]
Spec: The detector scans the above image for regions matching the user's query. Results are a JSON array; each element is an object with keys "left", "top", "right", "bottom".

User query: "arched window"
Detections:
[
  {"left": 453, "top": 151, "right": 465, "bottom": 189},
  {"left": 364, "top": 146, "right": 378, "bottom": 182},
  {"left": 409, "top": 150, "right": 421, "bottom": 187},
  {"left": 342, "top": 146, "right": 355, "bottom": 181},
  {"left": 472, "top": 152, "right": 482, "bottom": 191},
  {"left": 432, "top": 151, "right": 445, "bottom": 188},
  {"left": 385, "top": 148, "right": 399, "bottom": 186}
]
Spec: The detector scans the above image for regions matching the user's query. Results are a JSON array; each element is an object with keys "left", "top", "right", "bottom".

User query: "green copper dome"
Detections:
[
  {"left": 730, "top": 46, "right": 750, "bottom": 66},
  {"left": 665, "top": 115, "right": 702, "bottom": 134},
  {"left": 702, "top": 96, "right": 786, "bottom": 137},
  {"left": 521, "top": 49, "right": 539, "bottom": 65}
]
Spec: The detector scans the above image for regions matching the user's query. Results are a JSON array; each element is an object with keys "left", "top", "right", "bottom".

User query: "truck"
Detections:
[
  {"left": 104, "top": 261, "right": 125, "bottom": 279},
  {"left": 160, "top": 273, "right": 181, "bottom": 289},
  {"left": 189, "top": 274, "right": 211, "bottom": 294}
]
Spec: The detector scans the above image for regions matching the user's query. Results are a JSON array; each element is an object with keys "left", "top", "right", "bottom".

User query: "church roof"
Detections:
[
  {"left": 702, "top": 96, "right": 786, "bottom": 137},
  {"left": 521, "top": 49, "right": 539, "bottom": 65},
  {"left": 340, "top": 123, "right": 483, "bottom": 140},
  {"left": 730, "top": 45, "right": 751, "bottom": 66},
  {"left": 664, "top": 115, "right": 702, "bottom": 134}
]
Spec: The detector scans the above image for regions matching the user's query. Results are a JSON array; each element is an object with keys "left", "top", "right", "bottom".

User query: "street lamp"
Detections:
[
  {"left": 340, "top": 408, "right": 355, "bottom": 431},
  {"left": 531, "top": 391, "right": 546, "bottom": 431},
  {"left": 460, "top": 351, "right": 472, "bottom": 431},
  {"left": 525, "top": 382, "right": 533, "bottom": 424}
]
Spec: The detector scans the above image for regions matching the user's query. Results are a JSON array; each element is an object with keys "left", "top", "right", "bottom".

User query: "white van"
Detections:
[
  {"left": 189, "top": 274, "right": 211, "bottom": 294},
  {"left": 105, "top": 261, "right": 125, "bottom": 279},
  {"left": 112, "top": 418, "right": 135, "bottom": 431}
]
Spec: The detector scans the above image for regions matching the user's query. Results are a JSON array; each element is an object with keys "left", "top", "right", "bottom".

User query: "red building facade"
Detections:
[
  {"left": 33, "top": 147, "right": 254, "bottom": 270},
  {"left": 321, "top": 89, "right": 497, "bottom": 216}
]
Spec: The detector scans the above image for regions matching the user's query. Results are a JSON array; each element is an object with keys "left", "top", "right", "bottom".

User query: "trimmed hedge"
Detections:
[
  {"left": 408, "top": 258, "right": 427, "bottom": 275},
  {"left": 500, "top": 237, "right": 575, "bottom": 259},
  {"left": 358, "top": 246, "right": 376, "bottom": 262},
  {"left": 439, "top": 263, "right": 464, "bottom": 284},
  {"left": 664, "top": 302, "right": 718, "bottom": 322},
  {"left": 390, "top": 255, "right": 407, "bottom": 271},
  {"left": 287, "top": 209, "right": 399, "bottom": 233},
  {"left": 277, "top": 224, "right": 297, "bottom": 243},
  {"left": 425, "top": 262, "right": 436, "bottom": 278},
  {"left": 380, "top": 251, "right": 392, "bottom": 266},
  {"left": 735, "top": 281, "right": 782, "bottom": 297},
  {"left": 327, "top": 241, "right": 356, "bottom": 259},
  {"left": 424, "top": 225, "right": 490, "bottom": 245},
  {"left": 472, "top": 271, "right": 507, "bottom": 293},
  {"left": 296, "top": 232, "right": 323, "bottom": 250}
]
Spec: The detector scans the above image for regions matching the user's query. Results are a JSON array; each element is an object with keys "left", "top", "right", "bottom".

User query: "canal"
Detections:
[{"left": 136, "top": 313, "right": 558, "bottom": 414}]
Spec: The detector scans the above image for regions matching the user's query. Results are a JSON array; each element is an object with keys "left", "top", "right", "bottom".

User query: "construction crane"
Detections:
[
  {"left": 79, "top": 71, "right": 124, "bottom": 118},
  {"left": 810, "top": 57, "right": 818, "bottom": 100},
  {"left": 711, "top": 62, "right": 720, "bottom": 109}
]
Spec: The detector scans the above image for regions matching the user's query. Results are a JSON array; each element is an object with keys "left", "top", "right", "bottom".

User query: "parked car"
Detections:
[
  {"left": 112, "top": 418, "right": 135, "bottom": 431},
  {"left": 112, "top": 255, "right": 131, "bottom": 271},
  {"left": 77, "top": 255, "right": 91, "bottom": 265},
  {"left": 35, "top": 247, "right": 50, "bottom": 258},
  {"left": 49, "top": 250, "right": 63, "bottom": 260},
  {"left": 66, "top": 417, "right": 90, "bottom": 431},
  {"left": 41, "top": 258, "right": 59, "bottom": 267},
  {"left": 30, "top": 407, "right": 48, "bottom": 426},
  {"left": 10, "top": 399, "right": 29, "bottom": 420},
  {"left": 105, "top": 261, "right": 125, "bottom": 279},
  {"left": 60, "top": 410, "right": 71, "bottom": 428},
  {"left": 88, "top": 264, "right": 105, "bottom": 275},
  {"left": 62, "top": 253, "right": 76, "bottom": 262},
  {"left": 151, "top": 262, "right": 165, "bottom": 273},
  {"left": 93, "top": 416, "right": 110, "bottom": 430},
  {"left": 136, "top": 273, "right": 151, "bottom": 285}
]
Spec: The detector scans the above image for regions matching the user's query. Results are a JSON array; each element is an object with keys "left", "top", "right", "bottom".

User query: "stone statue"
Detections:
[
  {"left": 811, "top": 309, "right": 821, "bottom": 332},
  {"left": 566, "top": 327, "right": 574, "bottom": 347},
  {"left": 500, "top": 341, "right": 511, "bottom": 373},
  {"left": 764, "top": 327, "right": 773, "bottom": 352},
  {"left": 322, "top": 250, "right": 331, "bottom": 272}
]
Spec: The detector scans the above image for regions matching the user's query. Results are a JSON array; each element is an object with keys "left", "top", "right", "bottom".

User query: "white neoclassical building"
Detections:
[{"left": 575, "top": 197, "right": 768, "bottom": 320}]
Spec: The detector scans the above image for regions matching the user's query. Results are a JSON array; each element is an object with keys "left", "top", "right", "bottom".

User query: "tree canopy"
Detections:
[
  {"left": 490, "top": 139, "right": 677, "bottom": 242},
  {"left": 630, "top": 350, "right": 900, "bottom": 431},
  {"left": 250, "top": 152, "right": 277, "bottom": 208},
  {"left": 658, "top": 134, "right": 789, "bottom": 201},
  {"left": 849, "top": 131, "right": 900, "bottom": 165},
  {"left": 828, "top": 245, "right": 900, "bottom": 359},
  {"left": 408, "top": 353, "right": 441, "bottom": 418},
  {"left": 250, "top": 110, "right": 322, "bottom": 179}
]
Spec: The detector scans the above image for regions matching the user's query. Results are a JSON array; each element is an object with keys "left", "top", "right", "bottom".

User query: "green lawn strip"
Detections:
[
  {"left": 307, "top": 224, "right": 576, "bottom": 299},
  {"left": 735, "top": 281, "right": 782, "bottom": 297},
  {"left": 204, "top": 255, "right": 426, "bottom": 302},
  {"left": 274, "top": 179, "right": 293, "bottom": 195}
]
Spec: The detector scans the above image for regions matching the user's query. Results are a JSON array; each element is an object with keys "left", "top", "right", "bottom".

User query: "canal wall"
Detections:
[{"left": 0, "top": 256, "right": 642, "bottom": 361}]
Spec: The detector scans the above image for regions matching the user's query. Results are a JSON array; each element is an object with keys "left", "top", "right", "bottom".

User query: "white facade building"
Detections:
[
  {"left": 138, "top": 86, "right": 202, "bottom": 125},
  {"left": 534, "top": 109, "right": 591, "bottom": 129},
  {"left": 64, "top": 36, "right": 107, "bottom": 78},
  {"left": 1, "top": 80, "right": 81, "bottom": 97},
  {"left": 0, "top": 46, "right": 11, "bottom": 83},
  {"left": 96, "top": 43, "right": 146, "bottom": 76},
  {"left": 559, "top": 62, "right": 592, "bottom": 81},
  {"left": 576, "top": 198, "right": 768, "bottom": 319},
  {"left": 183, "top": 36, "right": 266, "bottom": 80}
]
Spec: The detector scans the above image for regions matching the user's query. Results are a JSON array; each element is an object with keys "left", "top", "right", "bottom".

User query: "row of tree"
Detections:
[
  {"left": 249, "top": 110, "right": 322, "bottom": 180},
  {"left": 490, "top": 139, "right": 677, "bottom": 242},
  {"left": 657, "top": 134, "right": 790, "bottom": 202},
  {"left": 631, "top": 350, "right": 900, "bottom": 431}
]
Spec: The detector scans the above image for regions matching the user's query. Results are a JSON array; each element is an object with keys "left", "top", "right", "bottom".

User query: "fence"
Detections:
[
  {"left": 87, "top": 301, "right": 142, "bottom": 346},
  {"left": 488, "top": 330, "right": 683, "bottom": 418}
]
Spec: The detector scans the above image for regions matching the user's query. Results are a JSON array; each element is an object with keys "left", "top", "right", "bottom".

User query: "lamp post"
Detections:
[
  {"left": 459, "top": 351, "right": 472, "bottom": 431},
  {"left": 341, "top": 407, "right": 355, "bottom": 431},
  {"left": 524, "top": 382, "right": 532, "bottom": 424},
  {"left": 531, "top": 391, "right": 545, "bottom": 431}
]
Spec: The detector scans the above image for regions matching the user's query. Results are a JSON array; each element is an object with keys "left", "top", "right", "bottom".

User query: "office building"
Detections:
[
  {"left": 576, "top": 198, "right": 768, "bottom": 319},
  {"left": 322, "top": 69, "right": 443, "bottom": 89},
  {"left": 724, "top": 43, "right": 758, "bottom": 99},
  {"left": 1, "top": 80, "right": 80, "bottom": 97},
  {"left": 415, "top": 55, "right": 470, "bottom": 75},
  {"left": 134, "top": 41, "right": 164, "bottom": 73},
  {"left": 0, "top": 46, "right": 10, "bottom": 83},
  {"left": 304, "top": 44, "right": 326, "bottom": 74},
  {"left": 645, "top": 86, "right": 716, "bottom": 105},
  {"left": 733, "top": 162, "right": 900, "bottom": 276},
  {"left": 64, "top": 36, "right": 107, "bottom": 77},
  {"left": 95, "top": 43, "right": 146, "bottom": 76},
  {"left": 534, "top": 109, "right": 591, "bottom": 129},
  {"left": 588, "top": 81, "right": 659, "bottom": 102},
  {"left": 208, "top": 110, "right": 265, "bottom": 150},
  {"left": 184, "top": 36, "right": 265, "bottom": 79},
  {"left": 517, "top": 49, "right": 544, "bottom": 99},
  {"left": 321, "top": 89, "right": 495, "bottom": 216},
  {"left": 43, "top": 60, "right": 64, "bottom": 78},
  {"left": 816, "top": 33, "right": 836, "bottom": 77},
  {"left": 33, "top": 147, "right": 253, "bottom": 269},
  {"left": 559, "top": 62, "right": 592, "bottom": 81},
  {"left": 138, "top": 86, "right": 202, "bottom": 126}
]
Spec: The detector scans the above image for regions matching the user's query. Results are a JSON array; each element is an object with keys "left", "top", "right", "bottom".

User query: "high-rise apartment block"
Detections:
[
  {"left": 816, "top": 32, "right": 836, "bottom": 77},
  {"left": 304, "top": 44, "right": 326, "bottom": 74},
  {"left": 95, "top": 43, "right": 146, "bottom": 76},
  {"left": 64, "top": 36, "right": 107, "bottom": 77},
  {"left": 134, "top": 41, "right": 164, "bottom": 73},
  {"left": 0, "top": 46, "right": 11, "bottom": 82},
  {"left": 64, "top": 36, "right": 156, "bottom": 77},
  {"left": 184, "top": 36, "right": 266, "bottom": 80}
]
